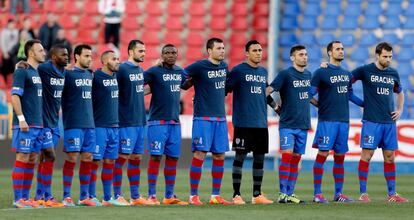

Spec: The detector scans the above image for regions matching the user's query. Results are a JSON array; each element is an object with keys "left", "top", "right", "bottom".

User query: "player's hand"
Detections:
[
  {"left": 274, "top": 105, "right": 281, "bottom": 115},
  {"left": 154, "top": 58, "right": 163, "bottom": 67},
  {"left": 19, "top": 121, "right": 29, "bottom": 132},
  {"left": 391, "top": 109, "right": 402, "bottom": 121},
  {"left": 320, "top": 61, "right": 329, "bottom": 68},
  {"left": 15, "top": 60, "right": 29, "bottom": 69}
]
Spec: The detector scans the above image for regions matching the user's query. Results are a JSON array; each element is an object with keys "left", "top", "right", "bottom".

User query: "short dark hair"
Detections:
[
  {"left": 206, "top": 37, "right": 223, "bottom": 50},
  {"left": 100, "top": 50, "right": 114, "bottom": 64},
  {"left": 375, "top": 42, "right": 393, "bottom": 55},
  {"left": 326, "top": 40, "right": 342, "bottom": 56},
  {"left": 245, "top": 40, "right": 261, "bottom": 52},
  {"left": 290, "top": 44, "right": 306, "bottom": 56},
  {"left": 49, "top": 44, "right": 67, "bottom": 55},
  {"left": 161, "top": 44, "right": 176, "bottom": 53},
  {"left": 73, "top": 44, "right": 92, "bottom": 62},
  {"left": 128, "top": 39, "right": 144, "bottom": 53},
  {"left": 24, "top": 39, "right": 42, "bottom": 57}
]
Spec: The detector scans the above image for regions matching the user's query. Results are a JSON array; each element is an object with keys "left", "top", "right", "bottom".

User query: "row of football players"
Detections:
[{"left": 10, "top": 37, "right": 408, "bottom": 208}]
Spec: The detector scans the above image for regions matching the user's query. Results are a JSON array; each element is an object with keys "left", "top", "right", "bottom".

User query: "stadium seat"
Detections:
[
  {"left": 341, "top": 16, "right": 359, "bottom": 29},
  {"left": 280, "top": 16, "right": 298, "bottom": 30},
  {"left": 209, "top": 16, "right": 227, "bottom": 31},
  {"left": 298, "top": 32, "right": 316, "bottom": 45},
  {"left": 43, "top": 0, "right": 63, "bottom": 13},
  {"left": 163, "top": 32, "right": 182, "bottom": 46},
  {"left": 230, "top": 32, "right": 248, "bottom": 46},
  {"left": 320, "top": 16, "right": 338, "bottom": 30},
  {"left": 141, "top": 31, "right": 161, "bottom": 46},
  {"left": 362, "top": 16, "right": 380, "bottom": 29},
  {"left": 186, "top": 46, "right": 204, "bottom": 60},
  {"left": 0, "top": 75, "right": 6, "bottom": 90},
  {"left": 143, "top": 17, "right": 162, "bottom": 31},
  {"left": 383, "top": 16, "right": 401, "bottom": 29},
  {"left": 84, "top": 1, "right": 99, "bottom": 15},
  {"left": 339, "top": 33, "right": 356, "bottom": 47},
  {"left": 252, "top": 16, "right": 269, "bottom": 31},
  {"left": 281, "top": 47, "right": 292, "bottom": 61},
  {"left": 188, "top": 16, "right": 205, "bottom": 30},
  {"left": 385, "top": 3, "right": 403, "bottom": 16},
  {"left": 253, "top": 2, "right": 269, "bottom": 16},
  {"left": 231, "top": 2, "right": 248, "bottom": 16},
  {"left": 382, "top": 33, "right": 399, "bottom": 45},
  {"left": 208, "top": 31, "right": 225, "bottom": 41},
  {"left": 186, "top": 32, "right": 205, "bottom": 46},
  {"left": 283, "top": 3, "right": 300, "bottom": 16},
  {"left": 189, "top": 2, "right": 206, "bottom": 16},
  {"left": 396, "top": 49, "right": 414, "bottom": 62},
  {"left": 307, "top": 62, "right": 321, "bottom": 73},
  {"left": 122, "top": 18, "right": 140, "bottom": 30},
  {"left": 359, "top": 32, "right": 377, "bottom": 46},
  {"left": 231, "top": 16, "right": 248, "bottom": 30},
  {"left": 144, "top": 45, "right": 160, "bottom": 59},
  {"left": 326, "top": 0, "right": 341, "bottom": 2},
  {"left": 348, "top": 0, "right": 362, "bottom": 3},
  {"left": 344, "top": 3, "right": 362, "bottom": 16},
  {"left": 403, "top": 3, "right": 414, "bottom": 16},
  {"left": 125, "top": 1, "right": 142, "bottom": 15},
  {"left": 323, "top": 4, "right": 341, "bottom": 16},
  {"left": 307, "top": 46, "right": 322, "bottom": 62},
  {"left": 403, "top": 16, "right": 414, "bottom": 29},
  {"left": 120, "top": 31, "right": 138, "bottom": 45},
  {"left": 165, "top": 16, "right": 183, "bottom": 31},
  {"left": 210, "top": 2, "right": 227, "bottom": 16},
  {"left": 304, "top": 3, "right": 320, "bottom": 16},
  {"left": 401, "top": 33, "right": 414, "bottom": 46},
  {"left": 229, "top": 47, "right": 246, "bottom": 60},
  {"left": 350, "top": 47, "right": 369, "bottom": 62},
  {"left": 167, "top": 1, "right": 185, "bottom": 16},
  {"left": 365, "top": 3, "right": 382, "bottom": 16},
  {"left": 278, "top": 33, "right": 297, "bottom": 46},
  {"left": 398, "top": 62, "right": 413, "bottom": 76},
  {"left": 59, "top": 15, "right": 76, "bottom": 29},
  {"left": 62, "top": 0, "right": 80, "bottom": 14},
  {"left": 251, "top": 32, "right": 268, "bottom": 46},
  {"left": 77, "top": 30, "right": 97, "bottom": 44},
  {"left": 145, "top": 1, "right": 163, "bottom": 15},
  {"left": 317, "top": 33, "right": 335, "bottom": 46},
  {"left": 78, "top": 16, "right": 98, "bottom": 29},
  {"left": 300, "top": 17, "right": 318, "bottom": 30}
]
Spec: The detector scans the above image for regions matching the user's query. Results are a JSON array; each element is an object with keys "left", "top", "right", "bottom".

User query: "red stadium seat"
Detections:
[
  {"left": 253, "top": 2, "right": 269, "bottom": 16},
  {"left": 165, "top": 16, "right": 183, "bottom": 31},
  {"left": 229, "top": 46, "right": 246, "bottom": 60},
  {"left": 186, "top": 32, "right": 205, "bottom": 46},
  {"left": 251, "top": 32, "right": 268, "bottom": 46},
  {"left": 142, "top": 31, "right": 161, "bottom": 45},
  {"left": 43, "top": 0, "right": 64, "bottom": 13},
  {"left": 252, "top": 16, "right": 269, "bottom": 31},
  {"left": 167, "top": 1, "right": 184, "bottom": 16},
  {"left": 231, "top": 2, "right": 248, "bottom": 16},
  {"left": 188, "top": 16, "right": 205, "bottom": 30},
  {"left": 0, "top": 75, "right": 6, "bottom": 90},
  {"left": 209, "top": 31, "right": 226, "bottom": 40},
  {"left": 59, "top": 15, "right": 76, "bottom": 29},
  {"left": 209, "top": 16, "right": 227, "bottom": 31},
  {"left": 6, "top": 74, "right": 13, "bottom": 89},
  {"left": 231, "top": 16, "right": 248, "bottom": 30},
  {"left": 63, "top": 0, "right": 81, "bottom": 14},
  {"left": 123, "top": 18, "right": 140, "bottom": 30},
  {"left": 145, "top": 1, "right": 163, "bottom": 16},
  {"left": 78, "top": 15, "right": 98, "bottom": 29},
  {"left": 125, "top": 1, "right": 142, "bottom": 15},
  {"left": 84, "top": 1, "right": 100, "bottom": 15},
  {"left": 77, "top": 30, "right": 98, "bottom": 44},
  {"left": 230, "top": 32, "right": 248, "bottom": 46},
  {"left": 189, "top": 2, "right": 206, "bottom": 16},
  {"left": 120, "top": 31, "right": 138, "bottom": 45},
  {"left": 143, "top": 17, "right": 162, "bottom": 31},
  {"left": 210, "top": 2, "right": 227, "bottom": 16},
  {"left": 163, "top": 32, "right": 182, "bottom": 46},
  {"left": 186, "top": 46, "right": 205, "bottom": 60}
]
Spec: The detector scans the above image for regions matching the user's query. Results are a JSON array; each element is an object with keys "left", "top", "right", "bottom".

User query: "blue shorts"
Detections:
[
  {"left": 93, "top": 127, "right": 119, "bottom": 160},
  {"left": 119, "top": 126, "right": 145, "bottom": 155},
  {"left": 360, "top": 121, "right": 398, "bottom": 150},
  {"left": 312, "top": 121, "right": 349, "bottom": 154},
  {"left": 12, "top": 128, "right": 43, "bottom": 154},
  {"left": 192, "top": 120, "right": 229, "bottom": 154},
  {"left": 63, "top": 128, "right": 96, "bottom": 153},
  {"left": 279, "top": 128, "right": 308, "bottom": 155},
  {"left": 40, "top": 127, "right": 60, "bottom": 150},
  {"left": 147, "top": 124, "right": 181, "bottom": 158}
]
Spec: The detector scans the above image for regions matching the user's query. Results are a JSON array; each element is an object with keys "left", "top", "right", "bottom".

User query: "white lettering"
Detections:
[
  {"left": 75, "top": 79, "right": 92, "bottom": 87},
  {"left": 207, "top": 69, "right": 226, "bottom": 78},
  {"left": 293, "top": 80, "right": 311, "bottom": 88}
]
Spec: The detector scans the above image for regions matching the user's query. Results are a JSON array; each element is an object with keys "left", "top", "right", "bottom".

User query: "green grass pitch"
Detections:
[{"left": 0, "top": 169, "right": 412, "bottom": 220}]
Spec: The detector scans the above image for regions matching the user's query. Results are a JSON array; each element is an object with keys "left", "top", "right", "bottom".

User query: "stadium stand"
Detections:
[{"left": 278, "top": 0, "right": 414, "bottom": 119}]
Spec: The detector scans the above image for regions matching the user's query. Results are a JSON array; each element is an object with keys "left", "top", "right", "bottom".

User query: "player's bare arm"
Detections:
[
  {"left": 11, "top": 95, "right": 29, "bottom": 132},
  {"left": 392, "top": 91, "right": 404, "bottom": 121}
]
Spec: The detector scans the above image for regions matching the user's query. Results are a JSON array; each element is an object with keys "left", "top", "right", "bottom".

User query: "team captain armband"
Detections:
[{"left": 11, "top": 87, "right": 24, "bottom": 96}]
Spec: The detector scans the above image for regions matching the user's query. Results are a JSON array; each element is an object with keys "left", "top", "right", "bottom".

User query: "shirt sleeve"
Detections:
[
  {"left": 225, "top": 67, "right": 238, "bottom": 94},
  {"left": 184, "top": 62, "right": 197, "bottom": 79},
  {"left": 270, "top": 70, "right": 285, "bottom": 92},
  {"left": 393, "top": 71, "right": 403, "bottom": 93},
  {"left": 11, "top": 68, "right": 26, "bottom": 96},
  {"left": 143, "top": 68, "right": 153, "bottom": 85},
  {"left": 351, "top": 66, "right": 364, "bottom": 83},
  {"left": 309, "top": 69, "right": 321, "bottom": 96}
]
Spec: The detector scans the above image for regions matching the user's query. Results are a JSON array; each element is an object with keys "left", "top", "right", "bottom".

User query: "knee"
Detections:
[
  {"left": 81, "top": 153, "right": 93, "bottom": 162},
  {"left": 212, "top": 153, "right": 225, "bottom": 160},
  {"left": 130, "top": 154, "right": 142, "bottom": 161},
  {"left": 43, "top": 149, "right": 56, "bottom": 162},
  {"left": 194, "top": 151, "right": 207, "bottom": 160},
  {"left": 151, "top": 155, "right": 162, "bottom": 162},
  {"left": 65, "top": 153, "right": 78, "bottom": 163}
]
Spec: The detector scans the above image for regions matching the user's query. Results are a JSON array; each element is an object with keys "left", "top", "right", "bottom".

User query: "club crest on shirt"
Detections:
[
  {"left": 317, "top": 136, "right": 323, "bottom": 144},
  {"left": 363, "top": 135, "right": 369, "bottom": 143},
  {"left": 235, "top": 138, "right": 241, "bottom": 145},
  {"left": 19, "top": 139, "right": 26, "bottom": 146}
]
